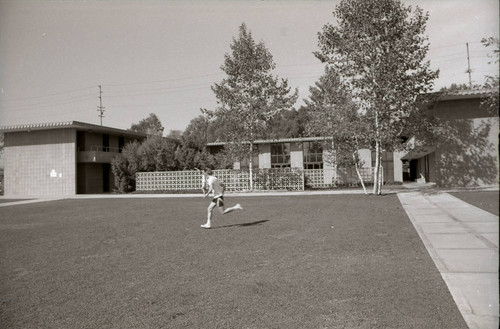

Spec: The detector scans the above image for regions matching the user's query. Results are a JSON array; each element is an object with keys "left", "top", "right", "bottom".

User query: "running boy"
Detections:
[{"left": 200, "top": 169, "right": 243, "bottom": 229}]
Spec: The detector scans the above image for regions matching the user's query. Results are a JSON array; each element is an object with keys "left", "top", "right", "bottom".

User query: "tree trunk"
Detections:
[
  {"left": 249, "top": 142, "right": 254, "bottom": 191},
  {"left": 372, "top": 140, "right": 380, "bottom": 195},
  {"left": 373, "top": 109, "right": 380, "bottom": 195},
  {"left": 354, "top": 151, "right": 368, "bottom": 194},
  {"left": 378, "top": 157, "right": 383, "bottom": 194}
]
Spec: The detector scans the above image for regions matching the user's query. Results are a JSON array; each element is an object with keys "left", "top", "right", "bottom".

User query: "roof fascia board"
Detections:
[{"left": 0, "top": 121, "right": 147, "bottom": 138}]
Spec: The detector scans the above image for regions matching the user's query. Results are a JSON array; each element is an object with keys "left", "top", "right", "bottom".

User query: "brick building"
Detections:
[{"left": 0, "top": 121, "right": 146, "bottom": 196}]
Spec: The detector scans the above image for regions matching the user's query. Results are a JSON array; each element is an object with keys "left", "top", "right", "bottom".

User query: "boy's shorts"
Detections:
[{"left": 212, "top": 196, "right": 224, "bottom": 207}]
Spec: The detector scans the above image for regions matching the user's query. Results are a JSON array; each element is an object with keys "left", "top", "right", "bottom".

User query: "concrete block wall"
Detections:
[
  {"left": 392, "top": 151, "right": 404, "bottom": 182},
  {"left": 258, "top": 144, "right": 271, "bottom": 169},
  {"left": 290, "top": 142, "right": 304, "bottom": 168},
  {"left": 435, "top": 117, "right": 499, "bottom": 187},
  {"left": 4, "top": 129, "right": 76, "bottom": 196},
  {"left": 322, "top": 149, "right": 336, "bottom": 184}
]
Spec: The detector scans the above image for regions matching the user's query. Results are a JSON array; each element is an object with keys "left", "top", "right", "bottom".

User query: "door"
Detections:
[{"left": 103, "top": 163, "right": 110, "bottom": 192}]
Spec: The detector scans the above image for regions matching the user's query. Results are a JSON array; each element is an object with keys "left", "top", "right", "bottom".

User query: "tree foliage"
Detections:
[
  {"left": 315, "top": 0, "right": 438, "bottom": 194},
  {"left": 439, "top": 83, "right": 481, "bottom": 92},
  {"left": 480, "top": 37, "right": 499, "bottom": 116},
  {"left": 111, "top": 141, "right": 141, "bottom": 193},
  {"left": 304, "top": 66, "right": 369, "bottom": 192},
  {"left": 182, "top": 115, "right": 211, "bottom": 150},
  {"left": 129, "top": 113, "right": 164, "bottom": 136},
  {"left": 206, "top": 23, "right": 298, "bottom": 188},
  {"left": 137, "top": 136, "right": 179, "bottom": 172},
  {"left": 265, "top": 108, "right": 309, "bottom": 139},
  {"left": 111, "top": 136, "right": 179, "bottom": 192}
]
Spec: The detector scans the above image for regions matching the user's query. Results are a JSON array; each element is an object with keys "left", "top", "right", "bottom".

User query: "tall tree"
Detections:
[
  {"left": 305, "top": 66, "right": 369, "bottom": 193},
  {"left": 266, "top": 108, "right": 309, "bottom": 139},
  {"left": 182, "top": 115, "right": 210, "bottom": 150},
  {"left": 207, "top": 23, "right": 298, "bottom": 189},
  {"left": 129, "top": 113, "right": 164, "bottom": 136},
  {"left": 315, "top": 0, "right": 439, "bottom": 194},
  {"left": 439, "top": 83, "right": 481, "bottom": 92}
]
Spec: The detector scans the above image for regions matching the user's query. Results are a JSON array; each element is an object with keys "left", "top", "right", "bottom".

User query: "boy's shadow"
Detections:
[{"left": 215, "top": 219, "right": 269, "bottom": 229}]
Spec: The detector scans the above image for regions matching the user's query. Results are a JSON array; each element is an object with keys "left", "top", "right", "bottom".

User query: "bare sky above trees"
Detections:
[{"left": 0, "top": 0, "right": 498, "bottom": 134}]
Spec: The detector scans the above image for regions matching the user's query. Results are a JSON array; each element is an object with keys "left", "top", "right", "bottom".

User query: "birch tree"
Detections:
[
  {"left": 315, "top": 0, "right": 438, "bottom": 194},
  {"left": 207, "top": 23, "right": 297, "bottom": 190}
]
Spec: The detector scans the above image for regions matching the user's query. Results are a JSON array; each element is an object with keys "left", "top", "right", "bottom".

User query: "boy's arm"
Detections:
[
  {"left": 203, "top": 178, "right": 212, "bottom": 197},
  {"left": 198, "top": 168, "right": 208, "bottom": 195},
  {"left": 203, "top": 187, "right": 212, "bottom": 198}
]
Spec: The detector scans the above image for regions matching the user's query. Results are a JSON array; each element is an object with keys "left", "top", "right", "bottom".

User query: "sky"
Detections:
[{"left": 0, "top": 0, "right": 498, "bottom": 135}]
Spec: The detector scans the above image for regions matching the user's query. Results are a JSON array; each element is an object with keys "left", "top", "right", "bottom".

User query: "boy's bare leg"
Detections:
[
  {"left": 223, "top": 203, "right": 243, "bottom": 214},
  {"left": 201, "top": 202, "right": 216, "bottom": 228}
]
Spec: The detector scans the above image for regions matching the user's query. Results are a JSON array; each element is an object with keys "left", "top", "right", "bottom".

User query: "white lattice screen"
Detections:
[
  {"left": 136, "top": 167, "right": 375, "bottom": 192},
  {"left": 304, "top": 168, "right": 376, "bottom": 188}
]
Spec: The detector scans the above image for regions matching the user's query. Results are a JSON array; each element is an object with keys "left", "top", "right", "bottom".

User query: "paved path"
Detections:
[{"left": 398, "top": 191, "right": 499, "bottom": 329}]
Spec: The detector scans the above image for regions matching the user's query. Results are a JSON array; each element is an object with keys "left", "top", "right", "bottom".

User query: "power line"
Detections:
[
  {"left": 105, "top": 84, "right": 209, "bottom": 97},
  {"left": 0, "top": 42, "right": 495, "bottom": 113},
  {"left": 1, "top": 86, "right": 95, "bottom": 103},
  {"left": 103, "top": 72, "right": 223, "bottom": 87},
  {"left": 0, "top": 94, "right": 94, "bottom": 111}
]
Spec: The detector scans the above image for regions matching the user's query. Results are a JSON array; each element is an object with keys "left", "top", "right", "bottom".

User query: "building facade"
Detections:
[
  {"left": 207, "top": 137, "right": 404, "bottom": 185},
  {"left": 0, "top": 121, "right": 146, "bottom": 196},
  {"left": 402, "top": 89, "right": 499, "bottom": 187}
]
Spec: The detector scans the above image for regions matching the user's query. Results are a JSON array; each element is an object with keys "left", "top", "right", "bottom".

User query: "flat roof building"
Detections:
[
  {"left": 402, "top": 89, "right": 499, "bottom": 187},
  {"left": 0, "top": 121, "right": 147, "bottom": 196}
]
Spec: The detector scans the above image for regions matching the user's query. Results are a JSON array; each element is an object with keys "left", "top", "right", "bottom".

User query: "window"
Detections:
[
  {"left": 118, "top": 136, "right": 125, "bottom": 153},
  {"left": 271, "top": 143, "right": 290, "bottom": 168},
  {"left": 102, "top": 134, "right": 110, "bottom": 152},
  {"left": 239, "top": 145, "right": 259, "bottom": 169},
  {"left": 303, "top": 142, "right": 323, "bottom": 169}
]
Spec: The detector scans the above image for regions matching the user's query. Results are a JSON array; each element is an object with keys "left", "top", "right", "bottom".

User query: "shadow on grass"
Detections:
[{"left": 215, "top": 219, "right": 269, "bottom": 229}]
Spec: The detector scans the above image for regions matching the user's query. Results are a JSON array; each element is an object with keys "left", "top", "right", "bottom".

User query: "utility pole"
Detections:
[
  {"left": 465, "top": 43, "right": 472, "bottom": 89},
  {"left": 97, "top": 85, "right": 105, "bottom": 126}
]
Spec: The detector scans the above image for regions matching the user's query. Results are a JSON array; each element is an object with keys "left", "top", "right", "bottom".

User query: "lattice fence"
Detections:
[
  {"left": 304, "top": 168, "right": 376, "bottom": 188},
  {"left": 212, "top": 170, "right": 250, "bottom": 191},
  {"left": 253, "top": 168, "right": 304, "bottom": 191},
  {"left": 136, "top": 168, "right": 304, "bottom": 192},
  {"left": 136, "top": 170, "right": 203, "bottom": 191},
  {"left": 136, "top": 167, "right": 376, "bottom": 192},
  {"left": 304, "top": 169, "right": 332, "bottom": 188}
]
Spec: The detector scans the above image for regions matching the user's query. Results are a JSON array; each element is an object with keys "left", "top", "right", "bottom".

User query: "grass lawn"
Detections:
[
  {"left": 0, "top": 199, "right": 30, "bottom": 204},
  {"left": 450, "top": 190, "right": 499, "bottom": 216},
  {"left": 0, "top": 195, "right": 467, "bottom": 329}
]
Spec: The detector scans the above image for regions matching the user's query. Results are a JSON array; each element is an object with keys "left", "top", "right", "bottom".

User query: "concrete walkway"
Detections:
[{"left": 398, "top": 191, "right": 499, "bottom": 329}]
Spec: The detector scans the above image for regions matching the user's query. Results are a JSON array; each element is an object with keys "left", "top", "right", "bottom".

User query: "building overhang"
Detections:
[
  {"left": 0, "top": 121, "right": 148, "bottom": 139},
  {"left": 401, "top": 146, "right": 435, "bottom": 160},
  {"left": 206, "top": 137, "right": 328, "bottom": 147},
  {"left": 420, "top": 89, "right": 493, "bottom": 102}
]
